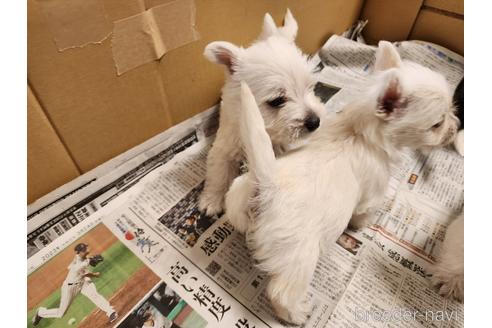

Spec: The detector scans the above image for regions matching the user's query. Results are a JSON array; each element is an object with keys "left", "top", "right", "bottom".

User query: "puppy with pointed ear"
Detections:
[
  {"left": 373, "top": 42, "right": 405, "bottom": 119},
  {"left": 224, "top": 41, "right": 458, "bottom": 324},
  {"left": 374, "top": 44, "right": 464, "bottom": 303},
  {"left": 258, "top": 9, "right": 298, "bottom": 41},
  {"left": 371, "top": 41, "right": 458, "bottom": 150},
  {"left": 374, "top": 41, "right": 402, "bottom": 71},
  {"left": 199, "top": 9, "right": 325, "bottom": 216}
]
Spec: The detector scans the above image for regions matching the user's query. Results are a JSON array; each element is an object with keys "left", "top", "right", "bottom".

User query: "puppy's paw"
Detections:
[
  {"left": 198, "top": 193, "right": 224, "bottom": 216},
  {"left": 272, "top": 299, "right": 312, "bottom": 326},
  {"left": 431, "top": 266, "right": 464, "bottom": 302},
  {"left": 225, "top": 212, "right": 249, "bottom": 234}
]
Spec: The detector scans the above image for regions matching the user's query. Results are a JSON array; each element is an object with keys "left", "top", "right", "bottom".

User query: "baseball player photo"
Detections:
[
  {"left": 32, "top": 243, "right": 118, "bottom": 326},
  {"left": 28, "top": 223, "right": 161, "bottom": 328}
]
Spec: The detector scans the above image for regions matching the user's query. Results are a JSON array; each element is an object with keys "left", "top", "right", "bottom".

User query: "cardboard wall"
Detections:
[
  {"left": 410, "top": 6, "right": 464, "bottom": 55},
  {"left": 361, "top": 0, "right": 463, "bottom": 55},
  {"left": 27, "top": 0, "right": 364, "bottom": 203},
  {"left": 28, "top": 0, "right": 175, "bottom": 173},
  {"left": 27, "top": 0, "right": 463, "bottom": 203},
  {"left": 360, "top": 0, "right": 423, "bottom": 44},
  {"left": 27, "top": 86, "right": 81, "bottom": 203}
]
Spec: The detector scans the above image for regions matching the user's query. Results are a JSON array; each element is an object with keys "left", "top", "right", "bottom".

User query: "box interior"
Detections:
[{"left": 27, "top": 0, "right": 463, "bottom": 203}]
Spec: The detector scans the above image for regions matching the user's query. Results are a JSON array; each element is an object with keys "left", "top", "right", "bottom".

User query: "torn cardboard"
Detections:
[
  {"left": 112, "top": 0, "right": 200, "bottom": 75},
  {"left": 38, "top": 0, "right": 112, "bottom": 51}
]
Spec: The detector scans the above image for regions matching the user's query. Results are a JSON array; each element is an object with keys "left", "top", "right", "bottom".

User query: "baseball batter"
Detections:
[{"left": 32, "top": 243, "right": 118, "bottom": 326}]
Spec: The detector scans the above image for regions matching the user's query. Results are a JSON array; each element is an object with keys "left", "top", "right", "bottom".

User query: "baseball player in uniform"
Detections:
[{"left": 32, "top": 243, "right": 118, "bottom": 326}]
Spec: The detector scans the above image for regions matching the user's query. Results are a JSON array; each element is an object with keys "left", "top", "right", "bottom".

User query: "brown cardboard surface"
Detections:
[
  {"left": 157, "top": 0, "right": 364, "bottom": 124},
  {"left": 38, "top": 0, "right": 112, "bottom": 51},
  {"left": 112, "top": 11, "right": 168, "bottom": 75},
  {"left": 360, "top": 0, "right": 423, "bottom": 45},
  {"left": 27, "top": 0, "right": 464, "bottom": 202},
  {"left": 28, "top": 0, "right": 174, "bottom": 172},
  {"left": 112, "top": 0, "right": 200, "bottom": 75},
  {"left": 28, "top": 86, "right": 80, "bottom": 204},
  {"left": 410, "top": 8, "right": 464, "bottom": 55},
  {"left": 424, "top": 0, "right": 464, "bottom": 15},
  {"left": 28, "top": 0, "right": 363, "bottom": 176}
]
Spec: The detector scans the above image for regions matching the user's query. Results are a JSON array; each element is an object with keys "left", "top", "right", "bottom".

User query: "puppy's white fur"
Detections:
[
  {"left": 454, "top": 129, "right": 464, "bottom": 156},
  {"left": 431, "top": 212, "right": 464, "bottom": 302},
  {"left": 225, "top": 42, "right": 459, "bottom": 323},
  {"left": 199, "top": 10, "right": 325, "bottom": 215}
]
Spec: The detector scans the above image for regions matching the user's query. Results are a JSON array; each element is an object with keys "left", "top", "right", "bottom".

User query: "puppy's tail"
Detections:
[{"left": 239, "top": 81, "right": 275, "bottom": 183}]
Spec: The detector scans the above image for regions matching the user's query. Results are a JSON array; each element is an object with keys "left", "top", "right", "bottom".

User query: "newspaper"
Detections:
[
  {"left": 27, "top": 107, "right": 219, "bottom": 258},
  {"left": 27, "top": 35, "right": 464, "bottom": 328}
]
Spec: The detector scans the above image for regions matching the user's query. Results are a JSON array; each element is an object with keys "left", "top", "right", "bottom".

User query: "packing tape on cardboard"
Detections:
[
  {"left": 38, "top": 0, "right": 199, "bottom": 75},
  {"left": 38, "top": 0, "right": 113, "bottom": 51},
  {"left": 112, "top": 0, "right": 200, "bottom": 75}
]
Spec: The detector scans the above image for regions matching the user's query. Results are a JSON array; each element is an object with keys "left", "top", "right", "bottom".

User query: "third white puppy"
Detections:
[
  {"left": 225, "top": 42, "right": 459, "bottom": 323},
  {"left": 431, "top": 212, "right": 464, "bottom": 302},
  {"left": 199, "top": 10, "right": 325, "bottom": 215}
]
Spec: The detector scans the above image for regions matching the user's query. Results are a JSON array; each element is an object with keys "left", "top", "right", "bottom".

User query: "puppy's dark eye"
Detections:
[
  {"left": 267, "top": 96, "right": 287, "bottom": 108},
  {"left": 432, "top": 121, "right": 443, "bottom": 129}
]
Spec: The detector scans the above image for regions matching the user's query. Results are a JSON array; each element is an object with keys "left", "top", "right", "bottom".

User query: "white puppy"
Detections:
[
  {"left": 225, "top": 41, "right": 459, "bottom": 323},
  {"left": 199, "top": 10, "right": 325, "bottom": 216},
  {"left": 431, "top": 212, "right": 464, "bottom": 302}
]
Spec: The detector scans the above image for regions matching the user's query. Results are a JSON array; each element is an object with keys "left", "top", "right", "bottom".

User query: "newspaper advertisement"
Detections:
[{"left": 27, "top": 35, "right": 464, "bottom": 328}]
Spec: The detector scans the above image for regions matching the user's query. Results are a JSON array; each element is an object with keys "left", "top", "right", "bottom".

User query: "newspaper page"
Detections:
[
  {"left": 308, "top": 35, "right": 464, "bottom": 327},
  {"left": 27, "top": 107, "right": 219, "bottom": 258},
  {"left": 27, "top": 141, "right": 273, "bottom": 328},
  {"left": 27, "top": 35, "right": 464, "bottom": 328}
]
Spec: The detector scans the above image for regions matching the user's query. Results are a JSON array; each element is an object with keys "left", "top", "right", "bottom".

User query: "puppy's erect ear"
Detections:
[
  {"left": 204, "top": 41, "right": 241, "bottom": 74},
  {"left": 278, "top": 9, "right": 298, "bottom": 41},
  {"left": 376, "top": 72, "right": 406, "bottom": 120},
  {"left": 258, "top": 13, "right": 278, "bottom": 40},
  {"left": 258, "top": 10, "right": 298, "bottom": 42},
  {"left": 374, "top": 41, "right": 402, "bottom": 72}
]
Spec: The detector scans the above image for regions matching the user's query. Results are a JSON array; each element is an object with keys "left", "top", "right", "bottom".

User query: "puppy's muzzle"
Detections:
[{"left": 304, "top": 115, "right": 320, "bottom": 132}]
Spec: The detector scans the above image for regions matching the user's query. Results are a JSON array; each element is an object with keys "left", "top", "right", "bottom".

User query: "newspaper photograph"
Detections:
[
  {"left": 117, "top": 282, "right": 208, "bottom": 328},
  {"left": 27, "top": 108, "right": 219, "bottom": 258},
  {"left": 27, "top": 34, "right": 464, "bottom": 328},
  {"left": 27, "top": 223, "right": 161, "bottom": 327}
]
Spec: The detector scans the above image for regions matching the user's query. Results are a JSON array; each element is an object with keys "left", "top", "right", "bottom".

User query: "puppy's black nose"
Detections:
[{"left": 304, "top": 115, "right": 320, "bottom": 131}]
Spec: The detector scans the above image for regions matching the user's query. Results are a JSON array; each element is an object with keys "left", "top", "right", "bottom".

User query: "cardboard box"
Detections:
[
  {"left": 27, "top": 86, "right": 80, "bottom": 203},
  {"left": 360, "top": 0, "right": 463, "bottom": 54},
  {"left": 27, "top": 0, "right": 463, "bottom": 203},
  {"left": 410, "top": 8, "right": 464, "bottom": 55},
  {"left": 360, "top": 0, "right": 423, "bottom": 44}
]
